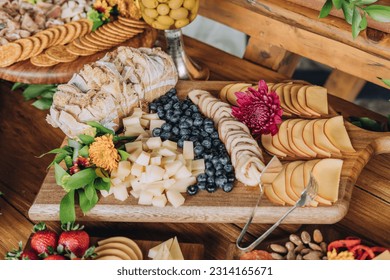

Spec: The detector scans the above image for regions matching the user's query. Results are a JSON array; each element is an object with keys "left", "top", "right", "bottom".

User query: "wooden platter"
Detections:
[
  {"left": 24, "top": 235, "right": 204, "bottom": 260},
  {"left": 28, "top": 81, "right": 390, "bottom": 224},
  {"left": 0, "top": 28, "right": 157, "bottom": 85}
]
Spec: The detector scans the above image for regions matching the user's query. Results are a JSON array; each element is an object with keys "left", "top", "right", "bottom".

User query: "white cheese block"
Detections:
[
  {"left": 130, "top": 190, "right": 140, "bottom": 199},
  {"left": 123, "top": 116, "right": 141, "bottom": 127},
  {"left": 124, "top": 123, "right": 146, "bottom": 137},
  {"left": 163, "top": 140, "right": 178, "bottom": 150},
  {"left": 141, "top": 113, "right": 159, "bottom": 120},
  {"left": 167, "top": 177, "right": 196, "bottom": 192},
  {"left": 166, "top": 190, "right": 185, "bottom": 208},
  {"left": 164, "top": 160, "right": 184, "bottom": 178},
  {"left": 145, "top": 165, "right": 165, "bottom": 182},
  {"left": 130, "top": 163, "right": 144, "bottom": 177},
  {"left": 135, "top": 151, "right": 151, "bottom": 166},
  {"left": 156, "top": 147, "right": 177, "bottom": 157},
  {"left": 170, "top": 237, "right": 184, "bottom": 260},
  {"left": 192, "top": 159, "right": 205, "bottom": 171},
  {"left": 161, "top": 155, "right": 177, "bottom": 165},
  {"left": 125, "top": 141, "right": 142, "bottom": 153},
  {"left": 173, "top": 165, "right": 192, "bottom": 179},
  {"left": 138, "top": 190, "right": 154, "bottom": 205},
  {"left": 112, "top": 184, "right": 129, "bottom": 201},
  {"left": 128, "top": 148, "right": 142, "bottom": 163},
  {"left": 148, "top": 238, "right": 174, "bottom": 259},
  {"left": 150, "top": 155, "right": 162, "bottom": 166},
  {"left": 140, "top": 118, "right": 150, "bottom": 128},
  {"left": 152, "top": 194, "right": 168, "bottom": 207},
  {"left": 116, "top": 161, "right": 132, "bottom": 180},
  {"left": 183, "top": 141, "right": 194, "bottom": 160},
  {"left": 146, "top": 137, "right": 162, "bottom": 150},
  {"left": 149, "top": 120, "right": 166, "bottom": 131}
]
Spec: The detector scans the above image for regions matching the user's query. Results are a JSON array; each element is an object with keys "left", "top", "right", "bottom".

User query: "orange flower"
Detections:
[{"left": 89, "top": 134, "right": 119, "bottom": 172}]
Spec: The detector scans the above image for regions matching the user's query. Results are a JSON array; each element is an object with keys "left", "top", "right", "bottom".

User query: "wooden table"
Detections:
[{"left": 0, "top": 36, "right": 389, "bottom": 260}]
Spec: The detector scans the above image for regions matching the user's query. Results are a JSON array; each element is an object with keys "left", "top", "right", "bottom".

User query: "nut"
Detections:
[
  {"left": 301, "top": 231, "right": 311, "bottom": 244},
  {"left": 301, "top": 248, "right": 311, "bottom": 255},
  {"left": 287, "top": 251, "right": 296, "bottom": 260},
  {"left": 303, "top": 251, "right": 322, "bottom": 260},
  {"left": 296, "top": 254, "right": 303, "bottom": 260},
  {"left": 289, "top": 234, "right": 303, "bottom": 246},
  {"left": 309, "top": 242, "right": 322, "bottom": 251},
  {"left": 285, "top": 241, "right": 295, "bottom": 251},
  {"left": 313, "top": 229, "right": 323, "bottom": 243},
  {"left": 271, "top": 252, "right": 284, "bottom": 260},
  {"left": 294, "top": 244, "right": 305, "bottom": 254},
  {"left": 320, "top": 241, "right": 328, "bottom": 253},
  {"left": 270, "top": 244, "right": 288, "bottom": 254}
]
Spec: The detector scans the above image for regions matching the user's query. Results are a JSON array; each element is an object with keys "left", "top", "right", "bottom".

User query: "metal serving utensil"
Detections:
[{"left": 236, "top": 157, "right": 318, "bottom": 252}]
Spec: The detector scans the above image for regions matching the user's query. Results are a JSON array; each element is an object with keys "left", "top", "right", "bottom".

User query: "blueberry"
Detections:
[
  {"left": 161, "top": 132, "right": 172, "bottom": 140},
  {"left": 215, "top": 169, "right": 226, "bottom": 177},
  {"left": 170, "top": 114, "right": 180, "bottom": 123},
  {"left": 194, "top": 141, "right": 202, "bottom": 147},
  {"left": 173, "top": 109, "right": 183, "bottom": 116},
  {"left": 187, "top": 185, "right": 199, "bottom": 195},
  {"left": 204, "top": 119, "right": 214, "bottom": 126},
  {"left": 173, "top": 102, "right": 181, "bottom": 110},
  {"left": 185, "top": 118, "right": 193, "bottom": 126},
  {"left": 161, "top": 123, "right": 172, "bottom": 132},
  {"left": 165, "top": 109, "right": 174, "bottom": 120},
  {"left": 167, "top": 88, "right": 176, "bottom": 96},
  {"left": 219, "top": 157, "right": 228, "bottom": 165},
  {"left": 189, "top": 136, "right": 199, "bottom": 142},
  {"left": 181, "top": 134, "right": 190, "bottom": 141},
  {"left": 177, "top": 139, "right": 184, "bottom": 148},
  {"left": 197, "top": 173, "right": 207, "bottom": 183},
  {"left": 201, "top": 139, "right": 212, "bottom": 149},
  {"left": 191, "top": 129, "right": 200, "bottom": 136},
  {"left": 189, "top": 104, "right": 198, "bottom": 112},
  {"left": 204, "top": 125, "right": 215, "bottom": 134},
  {"left": 201, "top": 131, "right": 209, "bottom": 138},
  {"left": 206, "top": 184, "right": 217, "bottom": 193},
  {"left": 224, "top": 164, "right": 233, "bottom": 173},
  {"left": 193, "top": 118, "right": 203, "bottom": 126},
  {"left": 215, "top": 163, "right": 223, "bottom": 171},
  {"left": 215, "top": 175, "right": 228, "bottom": 188},
  {"left": 197, "top": 181, "right": 206, "bottom": 190},
  {"left": 193, "top": 113, "right": 202, "bottom": 119},
  {"left": 194, "top": 145, "right": 204, "bottom": 156},
  {"left": 184, "top": 109, "right": 193, "bottom": 116},
  {"left": 179, "top": 122, "right": 190, "bottom": 129},
  {"left": 182, "top": 103, "right": 189, "bottom": 110},
  {"left": 227, "top": 174, "right": 235, "bottom": 183},
  {"left": 212, "top": 139, "right": 221, "bottom": 147},
  {"left": 160, "top": 95, "right": 168, "bottom": 104},
  {"left": 205, "top": 161, "right": 213, "bottom": 169},
  {"left": 171, "top": 95, "right": 179, "bottom": 102},
  {"left": 180, "top": 128, "right": 191, "bottom": 136},
  {"left": 204, "top": 154, "right": 213, "bottom": 160},
  {"left": 206, "top": 174, "right": 215, "bottom": 183},
  {"left": 157, "top": 111, "right": 165, "bottom": 119},
  {"left": 152, "top": 128, "right": 161, "bottom": 137},
  {"left": 171, "top": 126, "right": 180, "bottom": 135},
  {"left": 222, "top": 182, "right": 234, "bottom": 192},
  {"left": 149, "top": 103, "right": 157, "bottom": 111},
  {"left": 164, "top": 102, "right": 173, "bottom": 111},
  {"left": 210, "top": 131, "right": 219, "bottom": 139},
  {"left": 211, "top": 158, "right": 219, "bottom": 166}
]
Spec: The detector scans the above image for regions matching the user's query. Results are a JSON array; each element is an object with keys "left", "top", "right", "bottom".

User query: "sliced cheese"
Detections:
[
  {"left": 312, "top": 158, "right": 343, "bottom": 202},
  {"left": 272, "top": 166, "right": 296, "bottom": 205},
  {"left": 169, "top": 237, "right": 184, "bottom": 260},
  {"left": 302, "top": 120, "right": 331, "bottom": 157},
  {"left": 226, "top": 83, "right": 252, "bottom": 105},
  {"left": 148, "top": 238, "right": 174, "bottom": 259},
  {"left": 284, "top": 161, "right": 303, "bottom": 201},
  {"left": 296, "top": 85, "right": 320, "bottom": 117},
  {"left": 313, "top": 119, "right": 341, "bottom": 155},
  {"left": 282, "top": 84, "right": 301, "bottom": 115},
  {"left": 264, "top": 184, "right": 285, "bottom": 205},
  {"left": 277, "top": 121, "right": 294, "bottom": 155},
  {"left": 305, "top": 86, "right": 329, "bottom": 115},
  {"left": 286, "top": 119, "right": 310, "bottom": 157},
  {"left": 291, "top": 120, "right": 317, "bottom": 157},
  {"left": 290, "top": 85, "right": 311, "bottom": 116},
  {"left": 261, "top": 134, "right": 288, "bottom": 157},
  {"left": 275, "top": 85, "right": 294, "bottom": 115},
  {"left": 324, "top": 116, "right": 356, "bottom": 153},
  {"left": 183, "top": 141, "right": 194, "bottom": 160},
  {"left": 290, "top": 161, "right": 305, "bottom": 197}
]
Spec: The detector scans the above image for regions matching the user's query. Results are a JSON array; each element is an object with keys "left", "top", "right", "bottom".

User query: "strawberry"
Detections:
[
  {"left": 30, "top": 222, "right": 58, "bottom": 256},
  {"left": 5, "top": 242, "right": 39, "bottom": 260},
  {"left": 58, "top": 223, "right": 90, "bottom": 258},
  {"left": 44, "top": 255, "right": 66, "bottom": 260}
]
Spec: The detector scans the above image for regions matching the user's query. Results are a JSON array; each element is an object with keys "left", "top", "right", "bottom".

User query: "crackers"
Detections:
[
  {"left": 0, "top": 43, "right": 22, "bottom": 67},
  {"left": 30, "top": 53, "right": 60, "bottom": 67},
  {"left": 46, "top": 45, "right": 79, "bottom": 63}
]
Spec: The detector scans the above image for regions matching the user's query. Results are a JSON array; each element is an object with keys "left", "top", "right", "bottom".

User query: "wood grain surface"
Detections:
[
  {"left": 28, "top": 81, "right": 390, "bottom": 224},
  {"left": 0, "top": 28, "right": 157, "bottom": 85}
]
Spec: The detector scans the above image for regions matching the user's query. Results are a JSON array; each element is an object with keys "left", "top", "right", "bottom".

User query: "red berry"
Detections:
[
  {"left": 69, "top": 164, "right": 80, "bottom": 175},
  {"left": 20, "top": 250, "right": 39, "bottom": 260},
  {"left": 76, "top": 157, "right": 90, "bottom": 168},
  {"left": 58, "top": 223, "right": 90, "bottom": 258},
  {"left": 30, "top": 223, "right": 58, "bottom": 255},
  {"left": 44, "top": 255, "right": 66, "bottom": 260},
  {"left": 5, "top": 242, "right": 39, "bottom": 260}
]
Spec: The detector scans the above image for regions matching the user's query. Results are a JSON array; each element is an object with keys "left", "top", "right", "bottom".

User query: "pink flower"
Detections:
[{"left": 232, "top": 80, "right": 283, "bottom": 136}]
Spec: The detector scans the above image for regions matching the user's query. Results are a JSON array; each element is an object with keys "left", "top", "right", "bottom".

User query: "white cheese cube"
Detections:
[
  {"left": 176, "top": 154, "right": 186, "bottom": 165},
  {"left": 192, "top": 169, "right": 205, "bottom": 177},
  {"left": 146, "top": 137, "right": 162, "bottom": 150},
  {"left": 111, "top": 177, "right": 122, "bottom": 186},
  {"left": 167, "top": 177, "right": 196, "bottom": 192},
  {"left": 183, "top": 141, "right": 194, "bottom": 160},
  {"left": 150, "top": 155, "right": 162, "bottom": 166},
  {"left": 156, "top": 147, "right": 177, "bottom": 157},
  {"left": 192, "top": 159, "right": 205, "bottom": 171},
  {"left": 124, "top": 123, "right": 146, "bottom": 137},
  {"left": 122, "top": 116, "right": 141, "bottom": 127},
  {"left": 185, "top": 160, "right": 192, "bottom": 172},
  {"left": 112, "top": 184, "right": 129, "bottom": 201},
  {"left": 130, "top": 190, "right": 140, "bottom": 199},
  {"left": 162, "top": 179, "right": 176, "bottom": 189},
  {"left": 149, "top": 120, "right": 166, "bottom": 131},
  {"left": 131, "top": 163, "right": 144, "bottom": 177},
  {"left": 145, "top": 165, "right": 165, "bottom": 182},
  {"left": 163, "top": 140, "right": 178, "bottom": 150},
  {"left": 152, "top": 194, "right": 168, "bottom": 207},
  {"left": 140, "top": 118, "right": 150, "bottom": 128},
  {"left": 128, "top": 148, "right": 142, "bottom": 163},
  {"left": 166, "top": 190, "right": 185, "bottom": 208},
  {"left": 142, "top": 113, "right": 159, "bottom": 120},
  {"left": 135, "top": 151, "right": 151, "bottom": 166},
  {"left": 131, "top": 108, "right": 144, "bottom": 118},
  {"left": 116, "top": 161, "right": 132, "bottom": 180},
  {"left": 174, "top": 165, "right": 192, "bottom": 179},
  {"left": 164, "top": 160, "right": 183, "bottom": 178},
  {"left": 125, "top": 141, "right": 142, "bottom": 153},
  {"left": 138, "top": 190, "right": 154, "bottom": 205},
  {"left": 161, "top": 155, "right": 177, "bottom": 165}
]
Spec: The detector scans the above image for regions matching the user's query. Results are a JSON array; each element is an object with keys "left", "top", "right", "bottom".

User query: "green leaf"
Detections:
[
  {"left": 60, "top": 190, "right": 76, "bottom": 224},
  {"left": 359, "top": 117, "right": 382, "bottom": 131},
  {"left": 87, "top": 10, "right": 104, "bottom": 31},
  {"left": 332, "top": 0, "right": 343, "bottom": 9},
  {"left": 93, "top": 177, "right": 111, "bottom": 192},
  {"left": 352, "top": 7, "right": 363, "bottom": 38},
  {"left": 319, "top": 0, "right": 334, "bottom": 18},
  {"left": 64, "top": 155, "right": 73, "bottom": 169},
  {"left": 356, "top": 0, "right": 378, "bottom": 5},
  {"left": 54, "top": 163, "right": 68, "bottom": 186},
  {"left": 113, "top": 135, "right": 136, "bottom": 142},
  {"left": 86, "top": 121, "right": 114, "bottom": 135},
  {"left": 32, "top": 98, "right": 52, "bottom": 110},
  {"left": 37, "top": 147, "right": 72, "bottom": 158},
  {"left": 78, "top": 188, "right": 98, "bottom": 214},
  {"left": 65, "top": 168, "right": 97, "bottom": 190},
  {"left": 378, "top": 77, "right": 390, "bottom": 87},
  {"left": 364, "top": 5, "right": 390, "bottom": 22},
  {"left": 22, "top": 84, "right": 54, "bottom": 100},
  {"left": 360, "top": 12, "right": 368, "bottom": 29},
  {"left": 78, "top": 145, "right": 89, "bottom": 158},
  {"left": 78, "top": 134, "right": 95, "bottom": 145},
  {"left": 84, "top": 182, "right": 95, "bottom": 201},
  {"left": 11, "top": 82, "right": 26, "bottom": 91},
  {"left": 40, "top": 90, "right": 55, "bottom": 99},
  {"left": 118, "top": 150, "right": 130, "bottom": 161},
  {"left": 342, "top": 2, "right": 354, "bottom": 24}
]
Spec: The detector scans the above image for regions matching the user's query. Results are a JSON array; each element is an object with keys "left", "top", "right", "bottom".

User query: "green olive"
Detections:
[
  {"left": 141, "top": 0, "right": 159, "bottom": 9},
  {"left": 175, "top": 18, "right": 190, "bottom": 28},
  {"left": 168, "top": 0, "right": 184, "bottom": 10},
  {"left": 157, "top": 3, "right": 170, "bottom": 15},
  {"left": 157, "top": 15, "right": 174, "bottom": 26},
  {"left": 142, "top": 14, "right": 156, "bottom": 25},
  {"left": 169, "top": 7, "right": 189, "bottom": 20},
  {"left": 152, "top": 20, "right": 171, "bottom": 30},
  {"left": 144, "top": 8, "right": 159, "bottom": 18},
  {"left": 183, "top": 0, "right": 196, "bottom": 10}
]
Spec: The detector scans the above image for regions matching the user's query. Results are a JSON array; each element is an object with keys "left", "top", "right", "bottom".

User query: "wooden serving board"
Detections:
[
  {"left": 28, "top": 81, "right": 390, "bottom": 224},
  {"left": 0, "top": 28, "right": 156, "bottom": 85},
  {"left": 24, "top": 235, "right": 204, "bottom": 260}
]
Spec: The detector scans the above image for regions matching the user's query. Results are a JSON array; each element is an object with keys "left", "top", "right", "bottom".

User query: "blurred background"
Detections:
[{"left": 183, "top": 15, "right": 390, "bottom": 117}]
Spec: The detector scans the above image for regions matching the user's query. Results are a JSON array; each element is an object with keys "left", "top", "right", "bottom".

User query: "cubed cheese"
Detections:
[
  {"left": 130, "top": 163, "right": 144, "bottom": 177},
  {"left": 124, "top": 123, "right": 146, "bottom": 137},
  {"left": 163, "top": 140, "right": 178, "bottom": 150},
  {"left": 166, "top": 190, "right": 185, "bottom": 208},
  {"left": 174, "top": 165, "right": 192, "bottom": 179},
  {"left": 142, "top": 113, "right": 159, "bottom": 120},
  {"left": 152, "top": 194, "right": 168, "bottom": 207},
  {"left": 135, "top": 151, "right": 151, "bottom": 166},
  {"left": 122, "top": 116, "right": 141, "bottom": 127},
  {"left": 167, "top": 177, "right": 196, "bottom": 192},
  {"left": 146, "top": 137, "right": 162, "bottom": 150},
  {"left": 125, "top": 141, "right": 142, "bottom": 153},
  {"left": 164, "top": 160, "right": 183, "bottom": 178},
  {"left": 150, "top": 155, "right": 162, "bottom": 166},
  {"left": 116, "top": 161, "right": 132, "bottom": 180},
  {"left": 138, "top": 190, "right": 154, "bottom": 205},
  {"left": 183, "top": 141, "right": 194, "bottom": 160},
  {"left": 192, "top": 159, "right": 205, "bottom": 171},
  {"left": 149, "top": 120, "right": 166, "bottom": 131},
  {"left": 145, "top": 165, "right": 165, "bottom": 182}
]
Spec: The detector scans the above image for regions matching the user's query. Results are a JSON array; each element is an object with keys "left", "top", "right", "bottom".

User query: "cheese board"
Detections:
[{"left": 28, "top": 81, "right": 390, "bottom": 224}]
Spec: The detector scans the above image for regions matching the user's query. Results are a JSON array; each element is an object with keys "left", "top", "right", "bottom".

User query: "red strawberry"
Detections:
[
  {"left": 58, "top": 223, "right": 90, "bottom": 258},
  {"left": 30, "top": 222, "right": 58, "bottom": 256},
  {"left": 44, "top": 255, "right": 66, "bottom": 260},
  {"left": 5, "top": 242, "right": 39, "bottom": 260}
]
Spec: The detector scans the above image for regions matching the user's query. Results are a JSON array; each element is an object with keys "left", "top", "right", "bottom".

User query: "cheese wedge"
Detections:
[
  {"left": 324, "top": 116, "right": 356, "bottom": 153},
  {"left": 305, "top": 86, "right": 328, "bottom": 115},
  {"left": 264, "top": 184, "right": 285, "bottom": 205},
  {"left": 148, "top": 238, "right": 174, "bottom": 259},
  {"left": 312, "top": 158, "right": 343, "bottom": 202},
  {"left": 313, "top": 119, "right": 341, "bottom": 155},
  {"left": 226, "top": 83, "right": 252, "bottom": 105},
  {"left": 272, "top": 166, "right": 296, "bottom": 205},
  {"left": 291, "top": 120, "right": 317, "bottom": 157},
  {"left": 302, "top": 120, "right": 331, "bottom": 157},
  {"left": 170, "top": 237, "right": 184, "bottom": 260}
]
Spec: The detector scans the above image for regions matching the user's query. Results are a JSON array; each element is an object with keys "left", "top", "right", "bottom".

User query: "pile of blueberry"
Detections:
[{"left": 149, "top": 88, "right": 235, "bottom": 195}]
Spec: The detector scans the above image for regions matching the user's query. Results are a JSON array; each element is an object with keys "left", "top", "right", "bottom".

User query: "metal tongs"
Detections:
[{"left": 236, "top": 156, "right": 319, "bottom": 252}]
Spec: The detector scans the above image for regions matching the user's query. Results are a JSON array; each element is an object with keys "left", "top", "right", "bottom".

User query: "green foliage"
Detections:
[
  {"left": 319, "top": 0, "right": 390, "bottom": 38},
  {"left": 378, "top": 78, "right": 390, "bottom": 87},
  {"left": 87, "top": 9, "right": 106, "bottom": 31},
  {"left": 11, "top": 83, "right": 57, "bottom": 110}
]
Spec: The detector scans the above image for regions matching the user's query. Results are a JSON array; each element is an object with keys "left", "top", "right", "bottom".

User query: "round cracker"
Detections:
[
  {"left": 68, "top": 21, "right": 83, "bottom": 40},
  {"left": 99, "top": 25, "right": 131, "bottom": 38},
  {"left": 44, "top": 27, "right": 61, "bottom": 46},
  {"left": 94, "top": 29, "right": 129, "bottom": 42},
  {"left": 78, "top": 19, "right": 93, "bottom": 32},
  {"left": 83, "top": 35, "right": 115, "bottom": 49},
  {"left": 104, "top": 24, "right": 136, "bottom": 37},
  {"left": 66, "top": 43, "right": 97, "bottom": 56},
  {"left": 30, "top": 53, "right": 59, "bottom": 67},
  {"left": 15, "top": 38, "right": 34, "bottom": 61},
  {"left": 40, "top": 29, "right": 55, "bottom": 46},
  {"left": 45, "top": 45, "right": 79, "bottom": 62},
  {"left": 28, "top": 36, "right": 42, "bottom": 58},
  {"left": 34, "top": 33, "right": 50, "bottom": 55},
  {"left": 112, "top": 21, "right": 144, "bottom": 33},
  {"left": 118, "top": 17, "right": 148, "bottom": 28},
  {"left": 78, "top": 36, "right": 105, "bottom": 50},
  {"left": 62, "top": 23, "right": 77, "bottom": 45},
  {"left": 79, "top": 21, "right": 92, "bottom": 37},
  {"left": 89, "top": 31, "right": 126, "bottom": 44},
  {"left": 0, "top": 43, "right": 22, "bottom": 67},
  {"left": 53, "top": 25, "right": 67, "bottom": 45}
]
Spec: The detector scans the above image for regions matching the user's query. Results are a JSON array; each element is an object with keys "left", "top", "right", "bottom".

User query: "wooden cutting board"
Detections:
[
  {"left": 28, "top": 81, "right": 390, "bottom": 224},
  {"left": 0, "top": 28, "right": 156, "bottom": 85}
]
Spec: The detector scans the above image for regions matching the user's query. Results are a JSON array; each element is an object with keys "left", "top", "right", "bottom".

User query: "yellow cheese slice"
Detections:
[
  {"left": 282, "top": 84, "right": 301, "bottom": 115},
  {"left": 272, "top": 166, "right": 296, "bottom": 205},
  {"left": 296, "top": 85, "right": 321, "bottom": 117},
  {"left": 286, "top": 119, "right": 311, "bottom": 157},
  {"left": 312, "top": 158, "right": 343, "bottom": 202},
  {"left": 284, "top": 161, "right": 303, "bottom": 201},
  {"left": 313, "top": 119, "right": 341, "bottom": 155},
  {"left": 278, "top": 120, "right": 294, "bottom": 154},
  {"left": 226, "top": 83, "right": 252, "bottom": 105},
  {"left": 324, "top": 116, "right": 356, "bottom": 153},
  {"left": 301, "top": 159, "right": 331, "bottom": 205},
  {"left": 272, "top": 131, "right": 294, "bottom": 157},
  {"left": 169, "top": 237, "right": 184, "bottom": 260},
  {"left": 220, "top": 83, "right": 234, "bottom": 102},
  {"left": 148, "top": 238, "right": 174, "bottom": 259},
  {"left": 261, "top": 134, "right": 287, "bottom": 157},
  {"left": 274, "top": 85, "right": 294, "bottom": 115},
  {"left": 290, "top": 161, "right": 305, "bottom": 197},
  {"left": 264, "top": 184, "right": 285, "bottom": 205},
  {"left": 291, "top": 120, "right": 317, "bottom": 157},
  {"left": 305, "top": 86, "right": 329, "bottom": 115},
  {"left": 302, "top": 120, "right": 331, "bottom": 157},
  {"left": 290, "top": 85, "right": 311, "bottom": 116}
]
